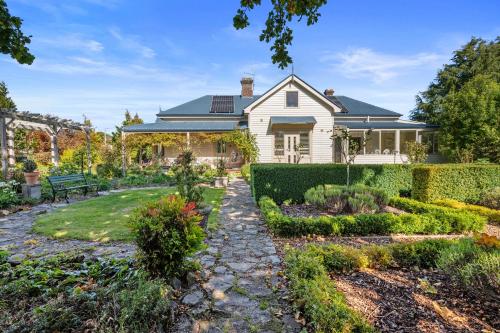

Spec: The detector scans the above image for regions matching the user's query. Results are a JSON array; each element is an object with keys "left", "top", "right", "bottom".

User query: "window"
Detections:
[
  {"left": 286, "top": 91, "right": 298, "bottom": 107},
  {"left": 216, "top": 140, "right": 226, "bottom": 154},
  {"left": 299, "top": 132, "right": 310, "bottom": 155},
  {"left": 274, "top": 132, "right": 284, "bottom": 156}
]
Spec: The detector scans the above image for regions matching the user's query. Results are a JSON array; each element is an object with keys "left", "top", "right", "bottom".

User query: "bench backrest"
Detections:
[{"left": 47, "top": 174, "right": 88, "bottom": 188}]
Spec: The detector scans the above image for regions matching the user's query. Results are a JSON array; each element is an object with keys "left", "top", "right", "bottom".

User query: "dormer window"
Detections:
[{"left": 286, "top": 91, "right": 298, "bottom": 107}]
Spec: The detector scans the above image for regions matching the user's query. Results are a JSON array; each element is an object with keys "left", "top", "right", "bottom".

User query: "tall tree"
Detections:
[
  {"left": 438, "top": 75, "right": 499, "bottom": 162},
  {"left": 233, "top": 0, "right": 327, "bottom": 69},
  {"left": 0, "top": 0, "right": 34, "bottom": 64},
  {"left": 0, "top": 81, "right": 16, "bottom": 110},
  {"left": 412, "top": 37, "right": 500, "bottom": 123}
]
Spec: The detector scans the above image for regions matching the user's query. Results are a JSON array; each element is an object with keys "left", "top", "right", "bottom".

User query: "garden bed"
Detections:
[
  {"left": 334, "top": 268, "right": 498, "bottom": 332},
  {"left": 282, "top": 238, "right": 499, "bottom": 333}
]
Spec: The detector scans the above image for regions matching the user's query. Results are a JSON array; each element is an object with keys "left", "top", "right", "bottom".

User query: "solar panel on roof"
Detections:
[{"left": 210, "top": 96, "right": 234, "bottom": 113}]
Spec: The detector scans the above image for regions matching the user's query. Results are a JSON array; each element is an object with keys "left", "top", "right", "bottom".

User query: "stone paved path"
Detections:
[
  {"left": 0, "top": 190, "right": 136, "bottom": 262},
  {"left": 175, "top": 178, "right": 300, "bottom": 333}
]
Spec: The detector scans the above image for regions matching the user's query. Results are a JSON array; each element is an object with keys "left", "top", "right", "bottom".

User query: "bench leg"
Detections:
[
  {"left": 83, "top": 187, "right": 88, "bottom": 196},
  {"left": 64, "top": 190, "right": 69, "bottom": 203},
  {"left": 52, "top": 190, "right": 56, "bottom": 203}
]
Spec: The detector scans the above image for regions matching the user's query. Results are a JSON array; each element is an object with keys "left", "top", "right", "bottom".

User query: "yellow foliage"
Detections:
[
  {"left": 432, "top": 198, "right": 500, "bottom": 225},
  {"left": 474, "top": 233, "right": 500, "bottom": 249}
]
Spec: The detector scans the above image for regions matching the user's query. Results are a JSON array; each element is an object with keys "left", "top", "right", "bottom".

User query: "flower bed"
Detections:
[{"left": 259, "top": 196, "right": 486, "bottom": 237}]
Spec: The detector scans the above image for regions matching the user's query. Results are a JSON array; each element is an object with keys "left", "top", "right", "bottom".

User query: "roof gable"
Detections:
[{"left": 243, "top": 74, "right": 340, "bottom": 113}]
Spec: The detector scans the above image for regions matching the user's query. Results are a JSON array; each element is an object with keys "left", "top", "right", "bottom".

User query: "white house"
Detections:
[{"left": 123, "top": 75, "right": 440, "bottom": 165}]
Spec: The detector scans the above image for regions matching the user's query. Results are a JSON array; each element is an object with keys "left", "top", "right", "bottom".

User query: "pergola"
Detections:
[{"left": 0, "top": 108, "right": 92, "bottom": 178}]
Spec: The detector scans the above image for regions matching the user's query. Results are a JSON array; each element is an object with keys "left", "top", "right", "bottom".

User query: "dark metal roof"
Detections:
[
  {"left": 123, "top": 120, "right": 244, "bottom": 133},
  {"left": 270, "top": 116, "right": 317, "bottom": 126},
  {"left": 328, "top": 96, "right": 402, "bottom": 117},
  {"left": 158, "top": 95, "right": 261, "bottom": 117},
  {"left": 335, "top": 121, "right": 438, "bottom": 129}
]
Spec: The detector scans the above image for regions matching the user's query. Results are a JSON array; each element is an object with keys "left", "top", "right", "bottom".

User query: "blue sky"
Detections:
[{"left": 2, "top": 0, "right": 499, "bottom": 131}]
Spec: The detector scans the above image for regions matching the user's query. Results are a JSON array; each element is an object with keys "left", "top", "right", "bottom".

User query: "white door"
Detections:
[{"left": 284, "top": 134, "right": 300, "bottom": 163}]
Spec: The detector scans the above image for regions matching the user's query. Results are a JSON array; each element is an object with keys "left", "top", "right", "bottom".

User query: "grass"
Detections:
[{"left": 33, "top": 187, "right": 224, "bottom": 242}]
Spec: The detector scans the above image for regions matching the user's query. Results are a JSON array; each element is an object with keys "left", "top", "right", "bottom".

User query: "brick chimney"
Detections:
[
  {"left": 324, "top": 88, "right": 335, "bottom": 96},
  {"left": 241, "top": 77, "right": 254, "bottom": 97}
]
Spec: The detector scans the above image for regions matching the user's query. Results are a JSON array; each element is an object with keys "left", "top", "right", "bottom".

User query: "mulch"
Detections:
[
  {"left": 271, "top": 234, "right": 499, "bottom": 333},
  {"left": 333, "top": 268, "right": 499, "bottom": 332}
]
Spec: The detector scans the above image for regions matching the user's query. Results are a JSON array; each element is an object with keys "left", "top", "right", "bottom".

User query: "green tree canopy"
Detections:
[
  {"left": 412, "top": 37, "right": 499, "bottom": 123},
  {"left": 438, "top": 75, "right": 500, "bottom": 162},
  {"left": 0, "top": 81, "right": 16, "bottom": 110},
  {"left": 0, "top": 0, "right": 34, "bottom": 64},
  {"left": 233, "top": 0, "right": 327, "bottom": 69}
]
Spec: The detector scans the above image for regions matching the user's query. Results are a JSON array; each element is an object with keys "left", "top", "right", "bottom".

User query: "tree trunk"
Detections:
[{"left": 346, "top": 163, "right": 350, "bottom": 187}]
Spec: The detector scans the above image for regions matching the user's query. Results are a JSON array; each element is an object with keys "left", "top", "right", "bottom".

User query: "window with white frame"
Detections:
[
  {"left": 286, "top": 91, "right": 298, "bottom": 107},
  {"left": 299, "top": 131, "right": 310, "bottom": 155},
  {"left": 274, "top": 132, "right": 284, "bottom": 156}
]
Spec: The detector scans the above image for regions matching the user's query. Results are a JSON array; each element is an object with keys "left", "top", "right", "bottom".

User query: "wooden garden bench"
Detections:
[{"left": 47, "top": 174, "right": 99, "bottom": 203}]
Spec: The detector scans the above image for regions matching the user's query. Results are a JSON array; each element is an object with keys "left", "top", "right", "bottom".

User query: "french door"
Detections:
[{"left": 284, "top": 134, "right": 300, "bottom": 163}]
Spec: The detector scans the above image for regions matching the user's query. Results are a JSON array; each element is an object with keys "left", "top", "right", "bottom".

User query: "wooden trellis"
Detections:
[{"left": 0, "top": 108, "right": 91, "bottom": 178}]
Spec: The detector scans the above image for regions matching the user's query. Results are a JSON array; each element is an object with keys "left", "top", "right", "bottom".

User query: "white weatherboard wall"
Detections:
[{"left": 248, "top": 81, "right": 334, "bottom": 163}]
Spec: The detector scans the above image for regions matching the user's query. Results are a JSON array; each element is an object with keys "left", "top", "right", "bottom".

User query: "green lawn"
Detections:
[{"left": 34, "top": 187, "right": 225, "bottom": 242}]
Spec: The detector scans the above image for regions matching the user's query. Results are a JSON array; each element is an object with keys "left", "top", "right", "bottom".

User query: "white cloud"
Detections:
[
  {"left": 109, "top": 27, "right": 156, "bottom": 59},
  {"left": 321, "top": 48, "right": 446, "bottom": 84},
  {"left": 19, "top": 55, "right": 210, "bottom": 88},
  {"left": 38, "top": 34, "right": 104, "bottom": 52}
]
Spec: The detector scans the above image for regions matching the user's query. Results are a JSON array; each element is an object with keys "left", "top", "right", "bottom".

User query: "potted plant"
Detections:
[
  {"left": 23, "top": 159, "right": 40, "bottom": 185},
  {"left": 214, "top": 158, "right": 228, "bottom": 188}
]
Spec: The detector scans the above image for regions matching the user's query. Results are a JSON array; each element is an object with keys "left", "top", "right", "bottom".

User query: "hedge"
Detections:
[
  {"left": 412, "top": 164, "right": 500, "bottom": 203},
  {"left": 389, "top": 197, "right": 487, "bottom": 232},
  {"left": 251, "top": 163, "right": 414, "bottom": 203},
  {"left": 260, "top": 196, "right": 485, "bottom": 237},
  {"left": 432, "top": 199, "right": 500, "bottom": 225}
]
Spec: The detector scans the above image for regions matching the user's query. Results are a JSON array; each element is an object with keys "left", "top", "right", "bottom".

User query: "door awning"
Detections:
[{"left": 270, "top": 116, "right": 317, "bottom": 126}]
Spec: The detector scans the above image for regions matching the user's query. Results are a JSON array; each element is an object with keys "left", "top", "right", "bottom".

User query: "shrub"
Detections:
[
  {"left": 433, "top": 198, "right": 500, "bottom": 225},
  {"left": 0, "top": 180, "right": 20, "bottom": 208},
  {"left": 412, "top": 164, "right": 500, "bottom": 203},
  {"left": 241, "top": 163, "right": 251, "bottom": 183},
  {"left": 285, "top": 248, "right": 374, "bottom": 332},
  {"left": 251, "top": 163, "right": 414, "bottom": 204},
  {"left": 306, "top": 244, "right": 369, "bottom": 274},
  {"left": 305, "top": 184, "right": 388, "bottom": 214},
  {"left": 215, "top": 158, "right": 227, "bottom": 177},
  {"left": 347, "top": 193, "right": 378, "bottom": 214},
  {"left": 478, "top": 187, "right": 500, "bottom": 210},
  {"left": 301, "top": 238, "right": 499, "bottom": 296},
  {"left": 390, "top": 197, "right": 486, "bottom": 233},
  {"left": 129, "top": 194, "right": 204, "bottom": 278},
  {"left": 436, "top": 238, "right": 499, "bottom": 292},
  {"left": 0, "top": 255, "right": 175, "bottom": 332},
  {"left": 304, "top": 185, "right": 344, "bottom": 211},
  {"left": 172, "top": 150, "right": 203, "bottom": 205},
  {"left": 391, "top": 239, "right": 454, "bottom": 268},
  {"left": 260, "top": 196, "right": 484, "bottom": 237},
  {"left": 22, "top": 159, "right": 37, "bottom": 173}
]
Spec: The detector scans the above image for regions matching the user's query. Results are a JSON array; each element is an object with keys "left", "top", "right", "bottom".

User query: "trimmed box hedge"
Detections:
[
  {"left": 259, "top": 196, "right": 485, "bottom": 237},
  {"left": 412, "top": 164, "right": 500, "bottom": 203},
  {"left": 432, "top": 199, "right": 500, "bottom": 225},
  {"left": 251, "top": 163, "right": 414, "bottom": 203}
]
